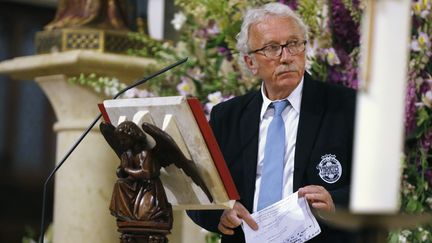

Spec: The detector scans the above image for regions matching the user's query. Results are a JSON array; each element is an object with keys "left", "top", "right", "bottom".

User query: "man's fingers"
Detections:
[
  {"left": 311, "top": 202, "right": 328, "bottom": 209},
  {"left": 234, "top": 203, "right": 258, "bottom": 230},
  {"left": 305, "top": 193, "right": 326, "bottom": 202},
  {"left": 242, "top": 213, "right": 258, "bottom": 230},
  {"left": 218, "top": 222, "right": 234, "bottom": 235},
  {"left": 299, "top": 185, "right": 335, "bottom": 212},
  {"left": 218, "top": 201, "right": 258, "bottom": 235},
  {"left": 220, "top": 210, "right": 241, "bottom": 228},
  {"left": 299, "top": 185, "right": 325, "bottom": 195}
]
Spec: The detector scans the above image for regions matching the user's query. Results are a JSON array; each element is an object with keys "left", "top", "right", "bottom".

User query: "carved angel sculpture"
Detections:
[{"left": 100, "top": 121, "right": 213, "bottom": 224}]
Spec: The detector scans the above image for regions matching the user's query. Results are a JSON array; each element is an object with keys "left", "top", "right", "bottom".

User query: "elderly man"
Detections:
[{"left": 188, "top": 2, "right": 356, "bottom": 243}]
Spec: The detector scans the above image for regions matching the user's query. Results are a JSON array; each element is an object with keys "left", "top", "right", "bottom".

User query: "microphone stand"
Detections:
[{"left": 38, "top": 57, "right": 188, "bottom": 243}]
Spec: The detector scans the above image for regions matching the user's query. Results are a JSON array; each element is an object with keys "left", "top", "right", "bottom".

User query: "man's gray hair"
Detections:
[{"left": 236, "top": 2, "right": 309, "bottom": 56}]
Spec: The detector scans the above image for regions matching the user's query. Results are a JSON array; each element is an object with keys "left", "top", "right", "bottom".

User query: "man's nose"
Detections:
[{"left": 279, "top": 46, "right": 294, "bottom": 63}]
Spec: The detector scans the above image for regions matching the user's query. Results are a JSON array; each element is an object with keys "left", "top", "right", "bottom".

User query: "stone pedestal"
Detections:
[
  {"left": 36, "top": 74, "right": 119, "bottom": 243},
  {"left": 0, "top": 50, "right": 207, "bottom": 243},
  {"left": 169, "top": 211, "right": 208, "bottom": 243}
]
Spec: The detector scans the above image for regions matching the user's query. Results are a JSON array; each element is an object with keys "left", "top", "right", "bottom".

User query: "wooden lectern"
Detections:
[{"left": 98, "top": 96, "right": 239, "bottom": 242}]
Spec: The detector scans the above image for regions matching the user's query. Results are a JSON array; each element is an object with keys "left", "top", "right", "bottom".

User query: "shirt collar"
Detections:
[{"left": 260, "top": 76, "right": 304, "bottom": 120}]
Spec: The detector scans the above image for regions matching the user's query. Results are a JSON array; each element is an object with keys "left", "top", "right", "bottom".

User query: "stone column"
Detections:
[
  {"left": 35, "top": 74, "right": 119, "bottom": 243},
  {"left": 0, "top": 50, "right": 207, "bottom": 243}
]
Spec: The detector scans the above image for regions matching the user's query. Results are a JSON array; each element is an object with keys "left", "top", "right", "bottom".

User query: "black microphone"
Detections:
[{"left": 38, "top": 57, "right": 188, "bottom": 243}]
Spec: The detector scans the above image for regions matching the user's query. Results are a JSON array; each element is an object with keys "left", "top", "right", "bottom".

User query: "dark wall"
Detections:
[{"left": 0, "top": 2, "right": 56, "bottom": 243}]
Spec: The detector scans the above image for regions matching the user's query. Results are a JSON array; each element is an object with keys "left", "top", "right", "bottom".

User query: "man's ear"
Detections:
[{"left": 244, "top": 55, "right": 258, "bottom": 75}]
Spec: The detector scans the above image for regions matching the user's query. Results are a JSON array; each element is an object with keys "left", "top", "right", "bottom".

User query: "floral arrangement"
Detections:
[
  {"left": 66, "top": 0, "right": 431, "bottom": 242},
  {"left": 68, "top": 73, "right": 126, "bottom": 97},
  {"left": 392, "top": 0, "right": 432, "bottom": 242}
]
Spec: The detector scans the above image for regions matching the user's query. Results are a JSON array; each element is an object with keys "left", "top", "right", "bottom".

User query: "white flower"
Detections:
[
  {"left": 413, "top": 0, "right": 431, "bottom": 18},
  {"left": 306, "top": 39, "right": 319, "bottom": 60},
  {"left": 204, "top": 91, "right": 223, "bottom": 114},
  {"left": 177, "top": 77, "right": 193, "bottom": 96},
  {"left": 411, "top": 32, "right": 431, "bottom": 52},
  {"left": 426, "top": 197, "right": 432, "bottom": 208},
  {"left": 418, "top": 32, "right": 431, "bottom": 48},
  {"left": 123, "top": 88, "right": 138, "bottom": 98},
  {"left": 207, "top": 91, "right": 223, "bottom": 104},
  {"left": 422, "top": 232, "right": 429, "bottom": 241},
  {"left": 171, "top": 11, "right": 187, "bottom": 31},
  {"left": 207, "top": 23, "right": 220, "bottom": 36},
  {"left": 305, "top": 40, "right": 319, "bottom": 71},
  {"left": 401, "top": 229, "right": 412, "bottom": 237},
  {"left": 325, "top": 48, "right": 341, "bottom": 66},
  {"left": 422, "top": 90, "right": 432, "bottom": 108},
  {"left": 137, "top": 89, "right": 154, "bottom": 98}
]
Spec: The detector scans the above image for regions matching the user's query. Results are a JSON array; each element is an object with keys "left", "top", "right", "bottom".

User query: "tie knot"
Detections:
[{"left": 272, "top": 100, "right": 288, "bottom": 116}]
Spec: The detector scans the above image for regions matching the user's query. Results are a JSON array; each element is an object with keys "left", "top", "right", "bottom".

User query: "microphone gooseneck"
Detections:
[{"left": 38, "top": 57, "right": 188, "bottom": 243}]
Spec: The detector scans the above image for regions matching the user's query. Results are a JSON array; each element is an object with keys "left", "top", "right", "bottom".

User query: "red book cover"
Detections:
[
  {"left": 98, "top": 103, "right": 111, "bottom": 124},
  {"left": 187, "top": 98, "right": 240, "bottom": 200}
]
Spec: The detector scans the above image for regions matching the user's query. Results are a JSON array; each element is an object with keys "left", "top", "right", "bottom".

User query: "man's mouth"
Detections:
[{"left": 277, "top": 70, "right": 295, "bottom": 76}]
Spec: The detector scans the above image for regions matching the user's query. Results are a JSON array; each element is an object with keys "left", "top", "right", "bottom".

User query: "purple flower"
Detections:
[
  {"left": 331, "top": 0, "right": 360, "bottom": 53},
  {"left": 217, "top": 46, "right": 233, "bottom": 61},
  {"left": 405, "top": 78, "right": 417, "bottom": 135},
  {"left": 420, "top": 128, "right": 432, "bottom": 152},
  {"left": 283, "top": 0, "right": 297, "bottom": 10},
  {"left": 327, "top": 47, "right": 359, "bottom": 89},
  {"left": 195, "top": 21, "right": 220, "bottom": 39},
  {"left": 426, "top": 169, "right": 432, "bottom": 187}
]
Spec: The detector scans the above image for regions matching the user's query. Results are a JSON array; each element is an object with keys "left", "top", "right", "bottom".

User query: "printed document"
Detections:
[{"left": 242, "top": 192, "right": 321, "bottom": 243}]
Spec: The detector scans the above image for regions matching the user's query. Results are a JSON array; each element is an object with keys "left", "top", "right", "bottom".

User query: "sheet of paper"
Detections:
[{"left": 242, "top": 192, "right": 321, "bottom": 243}]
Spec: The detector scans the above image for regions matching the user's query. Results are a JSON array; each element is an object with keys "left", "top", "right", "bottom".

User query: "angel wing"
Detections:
[
  {"left": 99, "top": 121, "right": 123, "bottom": 158},
  {"left": 141, "top": 122, "right": 214, "bottom": 203}
]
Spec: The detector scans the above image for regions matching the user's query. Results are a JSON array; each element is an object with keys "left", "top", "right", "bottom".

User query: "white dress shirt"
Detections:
[{"left": 253, "top": 78, "right": 304, "bottom": 212}]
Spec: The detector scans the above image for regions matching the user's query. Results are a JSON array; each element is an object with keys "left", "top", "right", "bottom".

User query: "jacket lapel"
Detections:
[
  {"left": 239, "top": 91, "right": 262, "bottom": 211},
  {"left": 293, "top": 74, "right": 325, "bottom": 190}
]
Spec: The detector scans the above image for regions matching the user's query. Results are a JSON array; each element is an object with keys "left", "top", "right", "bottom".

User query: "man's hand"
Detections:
[
  {"left": 218, "top": 201, "right": 258, "bottom": 235},
  {"left": 298, "top": 185, "right": 335, "bottom": 212}
]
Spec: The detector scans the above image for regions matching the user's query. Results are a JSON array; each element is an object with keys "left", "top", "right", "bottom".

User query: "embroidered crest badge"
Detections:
[{"left": 316, "top": 154, "right": 342, "bottom": 184}]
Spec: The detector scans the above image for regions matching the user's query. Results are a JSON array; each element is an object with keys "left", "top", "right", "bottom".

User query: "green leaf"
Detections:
[{"left": 417, "top": 107, "right": 429, "bottom": 126}]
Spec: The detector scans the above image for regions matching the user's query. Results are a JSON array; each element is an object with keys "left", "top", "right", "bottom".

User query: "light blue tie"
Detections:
[{"left": 257, "top": 100, "right": 289, "bottom": 210}]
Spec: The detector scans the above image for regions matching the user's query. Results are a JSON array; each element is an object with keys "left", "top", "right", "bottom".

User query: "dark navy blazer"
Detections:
[{"left": 188, "top": 73, "right": 357, "bottom": 243}]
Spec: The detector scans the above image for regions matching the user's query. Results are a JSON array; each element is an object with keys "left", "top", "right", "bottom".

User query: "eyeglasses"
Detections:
[{"left": 248, "top": 40, "right": 307, "bottom": 58}]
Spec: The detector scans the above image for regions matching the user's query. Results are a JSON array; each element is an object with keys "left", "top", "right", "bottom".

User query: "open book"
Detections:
[{"left": 99, "top": 96, "right": 239, "bottom": 210}]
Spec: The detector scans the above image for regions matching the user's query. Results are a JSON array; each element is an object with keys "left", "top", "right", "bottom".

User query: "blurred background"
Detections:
[
  {"left": 1, "top": 0, "right": 431, "bottom": 242},
  {"left": 0, "top": 1, "right": 57, "bottom": 242}
]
